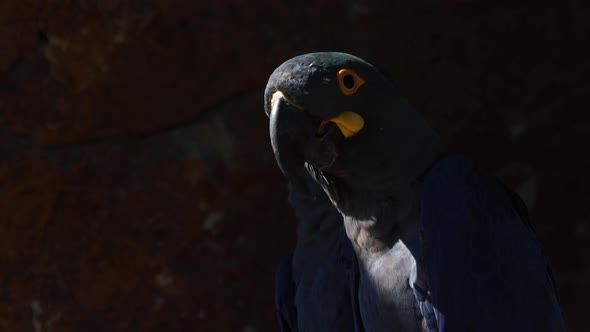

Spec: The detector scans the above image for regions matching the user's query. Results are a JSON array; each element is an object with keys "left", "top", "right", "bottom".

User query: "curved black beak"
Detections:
[{"left": 269, "top": 91, "right": 311, "bottom": 196}]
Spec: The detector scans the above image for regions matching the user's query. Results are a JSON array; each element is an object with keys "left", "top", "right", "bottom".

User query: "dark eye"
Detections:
[
  {"left": 342, "top": 74, "right": 355, "bottom": 89},
  {"left": 337, "top": 68, "right": 365, "bottom": 95}
]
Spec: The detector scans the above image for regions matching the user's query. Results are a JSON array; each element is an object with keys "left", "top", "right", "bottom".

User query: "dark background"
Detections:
[{"left": 1, "top": 1, "right": 588, "bottom": 331}]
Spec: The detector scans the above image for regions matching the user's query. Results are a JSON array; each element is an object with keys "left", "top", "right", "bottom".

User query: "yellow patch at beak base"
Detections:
[{"left": 328, "top": 111, "right": 364, "bottom": 138}]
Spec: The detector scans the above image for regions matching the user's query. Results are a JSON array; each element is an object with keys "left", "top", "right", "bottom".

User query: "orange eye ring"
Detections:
[{"left": 337, "top": 68, "right": 365, "bottom": 95}]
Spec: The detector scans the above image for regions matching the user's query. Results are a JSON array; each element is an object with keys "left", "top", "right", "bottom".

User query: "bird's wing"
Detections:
[
  {"left": 419, "top": 156, "right": 566, "bottom": 332},
  {"left": 287, "top": 173, "right": 366, "bottom": 332},
  {"left": 348, "top": 241, "right": 366, "bottom": 332},
  {"left": 275, "top": 253, "right": 298, "bottom": 332},
  {"left": 275, "top": 173, "right": 360, "bottom": 332}
]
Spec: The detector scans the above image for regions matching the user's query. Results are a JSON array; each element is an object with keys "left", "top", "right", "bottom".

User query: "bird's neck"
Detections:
[{"left": 338, "top": 183, "right": 422, "bottom": 267}]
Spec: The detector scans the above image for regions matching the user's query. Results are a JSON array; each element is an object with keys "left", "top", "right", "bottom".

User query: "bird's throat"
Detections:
[{"left": 340, "top": 185, "right": 421, "bottom": 267}]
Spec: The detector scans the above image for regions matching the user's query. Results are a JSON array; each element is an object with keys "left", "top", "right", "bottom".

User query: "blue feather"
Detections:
[
  {"left": 275, "top": 173, "right": 358, "bottom": 331},
  {"left": 420, "top": 156, "right": 566, "bottom": 331}
]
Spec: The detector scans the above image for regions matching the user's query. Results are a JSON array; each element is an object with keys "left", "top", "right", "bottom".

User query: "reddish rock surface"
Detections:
[{"left": 0, "top": 1, "right": 588, "bottom": 331}]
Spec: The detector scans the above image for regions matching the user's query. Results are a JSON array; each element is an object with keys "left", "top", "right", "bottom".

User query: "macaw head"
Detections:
[{"left": 264, "top": 52, "right": 442, "bottom": 215}]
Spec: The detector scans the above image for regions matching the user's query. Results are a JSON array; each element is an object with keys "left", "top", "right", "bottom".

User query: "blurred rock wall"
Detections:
[{"left": 0, "top": 1, "right": 588, "bottom": 331}]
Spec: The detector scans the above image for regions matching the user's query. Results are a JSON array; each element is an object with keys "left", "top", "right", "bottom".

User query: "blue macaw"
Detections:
[{"left": 268, "top": 52, "right": 566, "bottom": 331}]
